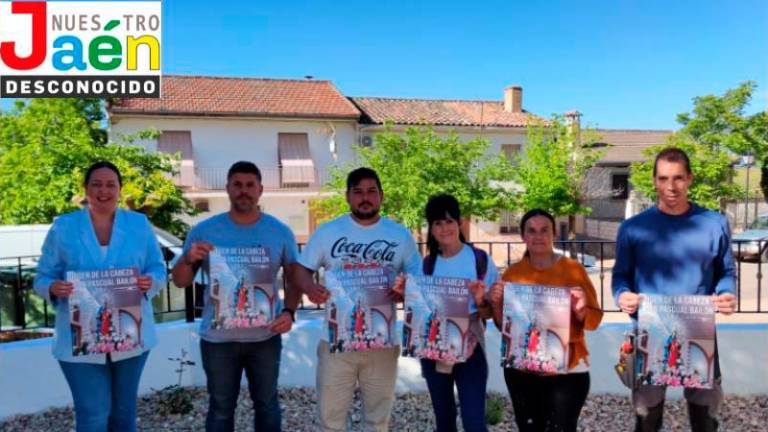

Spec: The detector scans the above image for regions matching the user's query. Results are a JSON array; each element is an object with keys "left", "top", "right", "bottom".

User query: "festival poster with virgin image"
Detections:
[
  {"left": 637, "top": 294, "right": 716, "bottom": 389},
  {"left": 67, "top": 267, "right": 142, "bottom": 357},
  {"left": 325, "top": 266, "right": 395, "bottom": 353},
  {"left": 402, "top": 275, "right": 472, "bottom": 363},
  {"left": 500, "top": 283, "right": 571, "bottom": 374},
  {"left": 207, "top": 247, "right": 276, "bottom": 330}
]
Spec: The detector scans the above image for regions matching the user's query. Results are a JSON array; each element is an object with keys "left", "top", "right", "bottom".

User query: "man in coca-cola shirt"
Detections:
[{"left": 296, "top": 167, "right": 421, "bottom": 432}]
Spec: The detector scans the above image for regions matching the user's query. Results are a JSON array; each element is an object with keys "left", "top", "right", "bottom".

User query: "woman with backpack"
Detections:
[
  {"left": 395, "top": 193, "right": 498, "bottom": 432},
  {"left": 489, "top": 209, "right": 603, "bottom": 432}
]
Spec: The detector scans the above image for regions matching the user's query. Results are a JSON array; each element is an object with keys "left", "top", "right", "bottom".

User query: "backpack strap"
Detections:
[{"left": 422, "top": 253, "right": 437, "bottom": 276}]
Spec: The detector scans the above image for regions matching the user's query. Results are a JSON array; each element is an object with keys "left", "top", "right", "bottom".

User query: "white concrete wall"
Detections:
[
  {"left": 109, "top": 116, "right": 358, "bottom": 174},
  {"left": 110, "top": 119, "right": 526, "bottom": 187},
  {"left": 182, "top": 195, "right": 230, "bottom": 226},
  {"left": 110, "top": 119, "right": 529, "bottom": 238},
  {"left": 2, "top": 315, "right": 766, "bottom": 420},
  {"left": 584, "top": 218, "right": 621, "bottom": 240},
  {"left": 110, "top": 116, "right": 357, "bottom": 238},
  {"left": 261, "top": 195, "right": 312, "bottom": 240},
  {"left": 181, "top": 195, "right": 314, "bottom": 239}
]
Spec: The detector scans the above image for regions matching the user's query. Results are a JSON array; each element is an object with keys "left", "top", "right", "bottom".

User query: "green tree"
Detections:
[
  {"left": 629, "top": 134, "right": 740, "bottom": 210},
  {"left": 512, "top": 116, "right": 603, "bottom": 237},
  {"left": 628, "top": 84, "right": 764, "bottom": 210},
  {"left": 312, "top": 126, "right": 517, "bottom": 233},
  {"left": 674, "top": 81, "right": 768, "bottom": 201},
  {"left": 0, "top": 98, "right": 196, "bottom": 236}
]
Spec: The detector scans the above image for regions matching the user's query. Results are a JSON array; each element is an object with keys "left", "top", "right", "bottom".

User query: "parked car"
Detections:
[
  {"left": 554, "top": 247, "right": 599, "bottom": 273},
  {"left": 0, "top": 225, "right": 185, "bottom": 278},
  {"left": 0, "top": 226, "right": 189, "bottom": 331},
  {"left": 732, "top": 214, "right": 768, "bottom": 262},
  {"left": 152, "top": 227, "right": 206, "bottom": 285},
  {"left": 152, "top": 226, "right": 184, "bottom": 265}
]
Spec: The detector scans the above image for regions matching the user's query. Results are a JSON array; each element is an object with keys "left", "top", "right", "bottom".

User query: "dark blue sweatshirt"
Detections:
[{"left": 612, "top": 204, "right": 736, "bottom": 301}]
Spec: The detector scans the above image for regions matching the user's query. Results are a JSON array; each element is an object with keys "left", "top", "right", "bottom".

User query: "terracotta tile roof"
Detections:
[
  {"left": 350, "top": 97, "right": 538, "bottom": 128},
  {"left": 109, "top": 75, "right": 361, "bottom": 119},
  {"left": 594, "top": 129, "right": 673, "bottom": 164}
]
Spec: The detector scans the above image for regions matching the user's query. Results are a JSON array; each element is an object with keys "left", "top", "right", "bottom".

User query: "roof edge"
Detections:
[
  {"left": 108, "top": 110, "right": 361, "bottom": 121},
  {"left": 160, "top": 74, "right": 334, "bottom": 84}
]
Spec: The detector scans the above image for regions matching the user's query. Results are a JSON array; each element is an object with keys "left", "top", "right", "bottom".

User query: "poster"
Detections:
[
  {"left": 68, "top": 267, "right": 142, "bottom": 356},
  {"left": 636, "top": 294, "right": 716, "bottom": 388},
  {"left": 402, "top": 275, "right": 472, "bottom": 363},
  {"left": 500, "top": 283, "right": 571, "bottom": 374},
  {"left": 207, "top": 247, "right": 276, "bottom": 330},
  {"left": 325, "top": 266, "right": 395, "bottom": 353}
]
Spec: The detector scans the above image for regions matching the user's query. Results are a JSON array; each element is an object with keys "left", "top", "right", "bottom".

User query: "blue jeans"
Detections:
[
  {"left": 201, "top": 335, "right": 282, "bottom": 432},
  {"left": 59, "top": 351, "right": 149, "bottom": 432},
  {"left": 421, "top": 347, "right": 489, "bottom": 432}
]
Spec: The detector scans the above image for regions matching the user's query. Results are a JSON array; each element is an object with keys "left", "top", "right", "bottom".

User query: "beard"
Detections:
[
  {"left": 232, "top": 196, "right": 256, "bottom": 213},
  {"left": 351, "top": 206, "right": 380, "bottom": 220}
]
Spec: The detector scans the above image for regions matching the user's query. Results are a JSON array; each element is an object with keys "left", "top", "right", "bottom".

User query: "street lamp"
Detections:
[{"left": 742, "top": 153, "right": 755, "bottom": 229}]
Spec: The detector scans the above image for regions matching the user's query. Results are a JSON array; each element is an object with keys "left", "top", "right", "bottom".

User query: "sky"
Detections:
[{"left": 3, "top": 0, "right": 768, "bottom": 129}]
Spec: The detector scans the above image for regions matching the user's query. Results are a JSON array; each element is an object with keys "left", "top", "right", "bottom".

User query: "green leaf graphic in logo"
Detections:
[{"left": 104, "top": 20, "right": 120, "bottom": 31}]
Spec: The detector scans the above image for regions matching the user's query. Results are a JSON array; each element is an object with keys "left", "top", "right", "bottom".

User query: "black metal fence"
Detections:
[{"left": 1, "top": 240, "right": 765, "bottom": 333}]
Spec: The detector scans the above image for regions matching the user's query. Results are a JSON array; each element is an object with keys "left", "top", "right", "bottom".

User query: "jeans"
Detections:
[
  {"left": 504, "top": 368, "right": 590, "bottom": 432},
  {"left": 421, "top": 348, "right": 489, "bottom": 432},
  {"left": 59, "top": 351, "right": 149, "bottom": 432},
  {"left": 201, "top": 335, "right": 282, "bottom": 432}
]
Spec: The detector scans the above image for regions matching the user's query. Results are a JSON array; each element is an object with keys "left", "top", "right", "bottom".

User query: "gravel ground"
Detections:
[{"left": 2, "top": 387, "right": 766, "bottom": 431}]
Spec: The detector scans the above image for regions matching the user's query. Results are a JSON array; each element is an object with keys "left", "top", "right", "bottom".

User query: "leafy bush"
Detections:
[{"left": 485, "top": 392, "right": 507, "bottom": 425}]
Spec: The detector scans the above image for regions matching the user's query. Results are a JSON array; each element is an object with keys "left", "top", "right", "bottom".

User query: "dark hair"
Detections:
[
  {"left": 84, "top": 161, "right": 122, "bottom": 186},
  {"left": 346, "top": 167, "right": 382, "bottom": 192},
  {"left": 653, "top": 147, "right": 691, "bottom": 177},
  {"left": 227, "top": 161, "right": 262, "bottom": 182},
  {"left": 425, "top": 193, "right": 467, "bottom": 257},
  {"left": 519, "top": 209, "right": 556, "bottom": 257}
]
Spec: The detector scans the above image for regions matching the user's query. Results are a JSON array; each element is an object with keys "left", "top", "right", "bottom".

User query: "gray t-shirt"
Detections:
[{"left": 183, "top": 212, "right": 298, "bottom": 342}]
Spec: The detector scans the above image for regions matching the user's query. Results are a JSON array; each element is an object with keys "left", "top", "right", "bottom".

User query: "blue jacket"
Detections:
[{"left": 34, "top": 208, "right": 166, "bottom": 363}]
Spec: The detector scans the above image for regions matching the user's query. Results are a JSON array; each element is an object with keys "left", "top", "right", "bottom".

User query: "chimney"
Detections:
[
  {"left": 565, "top": 110, "right": 582, "bottom": 145},
  {"left": 503, "top": 85, "right": 523, "bottom": 113}
]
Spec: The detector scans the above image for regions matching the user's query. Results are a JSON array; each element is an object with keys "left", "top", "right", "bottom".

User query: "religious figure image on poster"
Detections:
[
  {"left": 68, "top": 267, "right": 142, "bottom": 356},
  {"left": 636, "top": 294, "right": 716, "bottom": 389},
  {"left": 207, "top": 247, "right": 276, "bottom": 330},
  {"left": 402, "top": 275, "right": 472, "bottom": 363},
  {"left": 325, "top": 265, "right": 394, "bottom": 353},
  {"left": 500, "top": 283, "right": 571, "bottom": 374}
]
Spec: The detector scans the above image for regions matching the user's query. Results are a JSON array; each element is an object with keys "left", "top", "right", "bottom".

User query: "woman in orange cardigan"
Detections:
[{"left": 489, "top": 209, "right": 603, "bottom": 432}]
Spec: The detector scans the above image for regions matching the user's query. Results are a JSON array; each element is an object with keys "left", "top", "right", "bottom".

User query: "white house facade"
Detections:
[
  {"left": 108, "top": 75, "right": 670, "bottom": 242},
  {"left": 109, "top": 76, "right": 362, "bottom": 241}
]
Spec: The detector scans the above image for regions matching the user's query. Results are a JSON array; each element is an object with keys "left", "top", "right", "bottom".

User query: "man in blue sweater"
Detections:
[{"left": 612, "top": 147, "right": 737, "bottom": 432}]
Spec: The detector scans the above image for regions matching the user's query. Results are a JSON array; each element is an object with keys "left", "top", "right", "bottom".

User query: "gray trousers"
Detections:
[{"left": 632, "top": 354, "right": 723, "bottom": 432}]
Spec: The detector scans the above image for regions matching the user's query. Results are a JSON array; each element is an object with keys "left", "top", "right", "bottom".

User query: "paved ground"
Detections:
[{"left": 1, "top": 387, "right": 766, "bottom": 431}]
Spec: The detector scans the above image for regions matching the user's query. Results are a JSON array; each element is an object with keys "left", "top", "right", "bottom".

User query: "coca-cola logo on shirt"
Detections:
[{"left": 330, "top": 237, "right": 399, "bottom": 264}]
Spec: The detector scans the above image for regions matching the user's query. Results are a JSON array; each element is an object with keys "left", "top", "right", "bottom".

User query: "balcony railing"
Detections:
[{"left": 171, "top": 166, "right": 332, "bottom": 191}]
